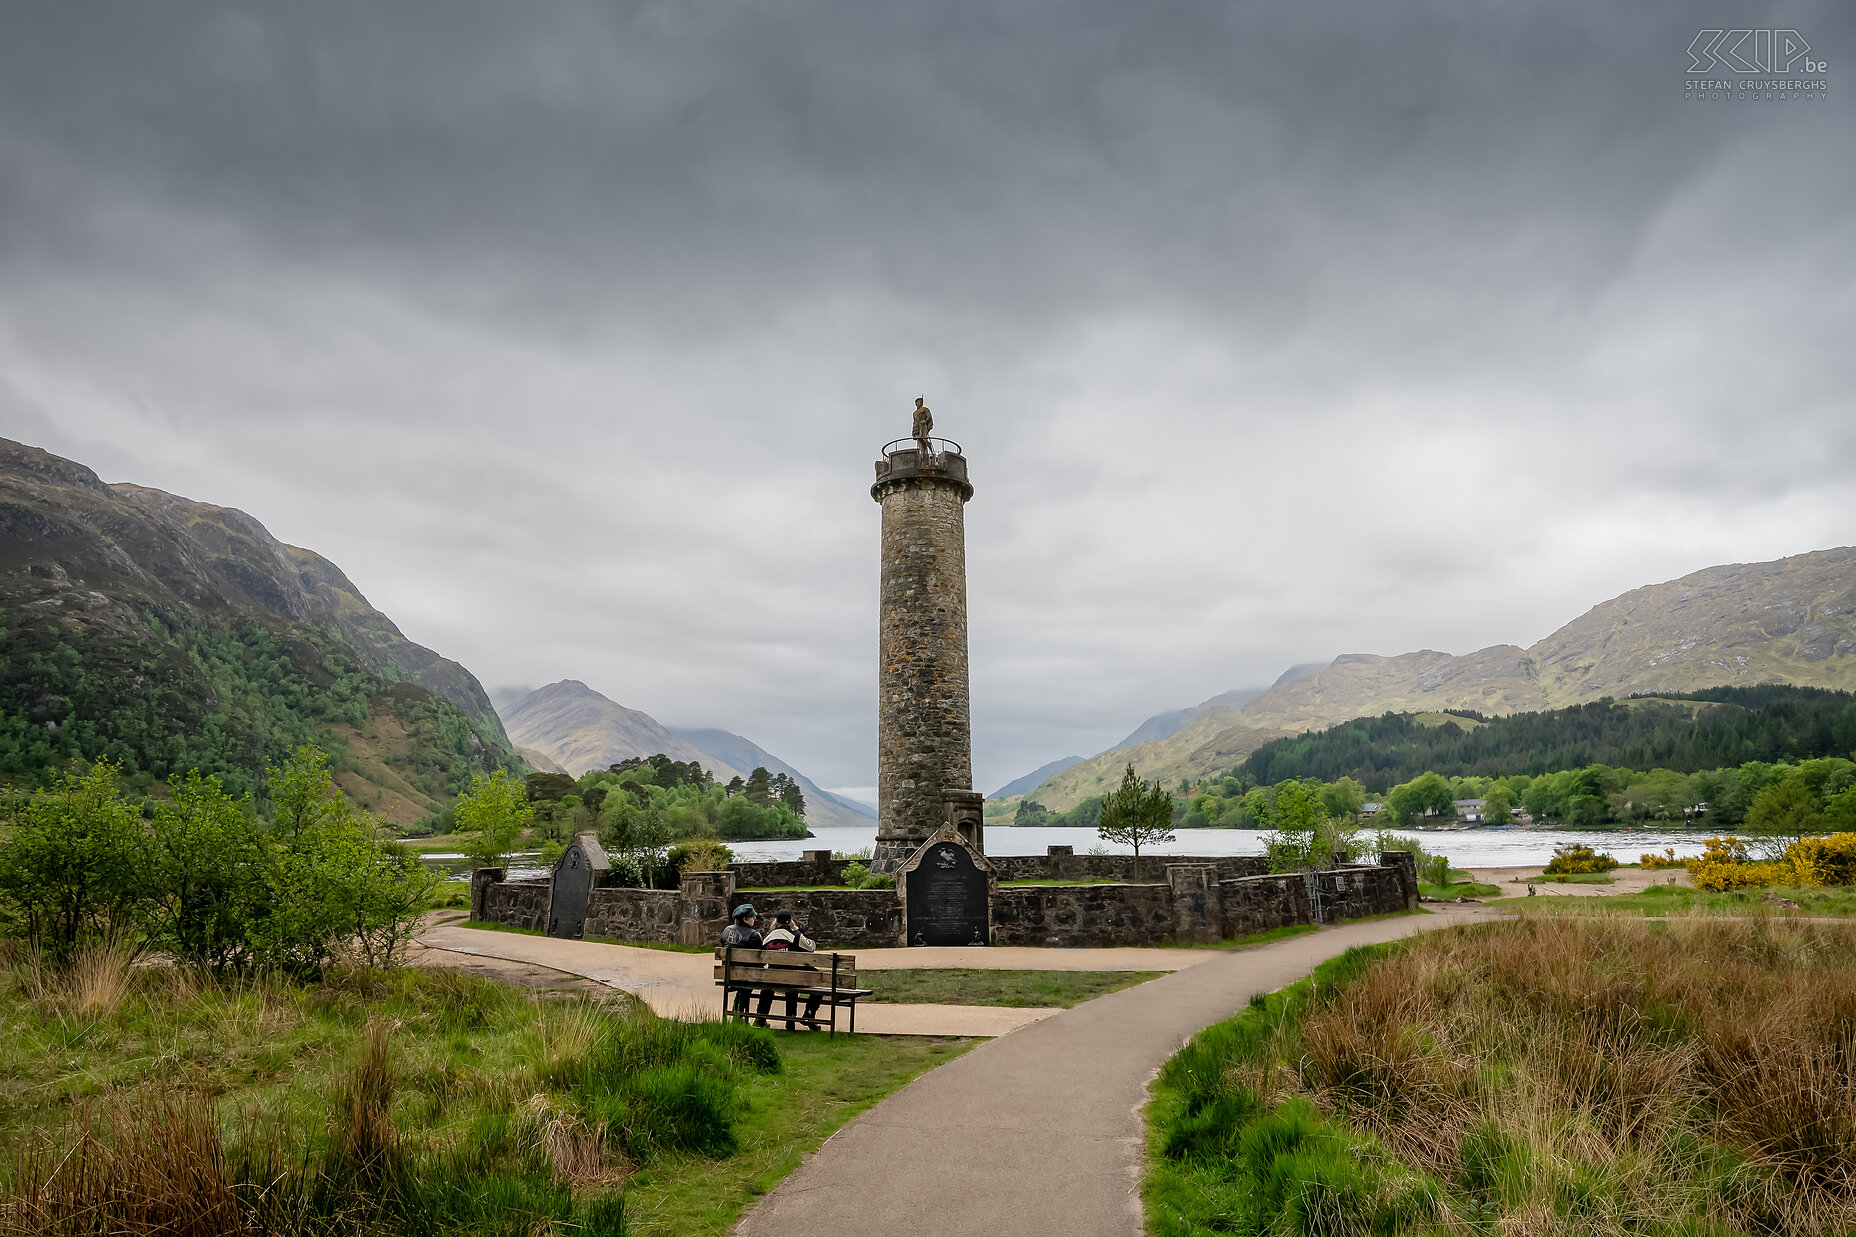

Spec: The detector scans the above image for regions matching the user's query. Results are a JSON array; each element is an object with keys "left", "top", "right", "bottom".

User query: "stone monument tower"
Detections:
[{"left": 870, "top": 400, "right": 976, "bottom": 874}]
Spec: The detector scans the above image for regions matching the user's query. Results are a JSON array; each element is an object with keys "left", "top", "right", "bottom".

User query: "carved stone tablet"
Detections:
[
  {"left": 547, "top": 833, "right": 607, "bottom": 939},
  {"left": 904, "top": 837, "right": 990, "bottom": 947}
]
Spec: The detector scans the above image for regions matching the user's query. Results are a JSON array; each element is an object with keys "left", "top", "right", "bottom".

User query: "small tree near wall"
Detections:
[{"left": 1097, "top": 764, "right": 1176, "bottom": 858}]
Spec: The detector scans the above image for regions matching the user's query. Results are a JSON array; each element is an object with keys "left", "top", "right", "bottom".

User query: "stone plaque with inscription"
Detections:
[
  {"left": 904, "top": 837, "right": 990, "bottom": 946},
  {"left": 547, "top": 832, "right": 608, "bottom": 940}
]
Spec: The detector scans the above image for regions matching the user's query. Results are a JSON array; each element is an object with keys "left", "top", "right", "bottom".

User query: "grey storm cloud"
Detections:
[{"left": 2, "top": 1, "right": 1852, "bottom": 793}]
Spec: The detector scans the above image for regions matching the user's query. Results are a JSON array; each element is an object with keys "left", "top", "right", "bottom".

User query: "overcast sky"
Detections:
[{"left": 3, "top": 3, "right": 1852, "bottom": 799}]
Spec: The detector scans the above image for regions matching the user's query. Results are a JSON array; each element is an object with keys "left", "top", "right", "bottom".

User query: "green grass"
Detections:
[
  {"left": 861, "top": 968, "right": 1163, "bottom": 1007},
  {"left": 1418, "top": 881, "right": 1502, "bottom": 899},
  {"left": 0, "top": 951, "right": 969, "bottom": 1236},
  {"left": 1545, "top": 871, "right": 1614, "bottom": 884},
  {"left": 621, "top": 1033, "right": 975, "bottom": 1236},
  {"left": 462, "top": 919, "right": 714, "bottom": 952},
  {"left": 1495, "top": 883, "right": 1856, "bottom": 917},
  {"left": 1145, "top": 943, "right": 1427, "bottom": 1236},
  {"left": 1146, "top": 917, "right": 1856, "bottom": 1236},
  {"left": 998, "top": 877, "right": 1128, "bottom": 886}
]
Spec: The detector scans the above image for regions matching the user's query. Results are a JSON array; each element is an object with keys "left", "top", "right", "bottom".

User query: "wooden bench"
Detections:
[{"left": 715, "top": 947, "right": 871, "bottom": 1036}]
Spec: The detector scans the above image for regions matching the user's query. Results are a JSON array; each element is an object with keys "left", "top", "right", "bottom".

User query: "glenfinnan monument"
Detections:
[{"left": 870, "top": 399, "right": 981, "bottom": 874}]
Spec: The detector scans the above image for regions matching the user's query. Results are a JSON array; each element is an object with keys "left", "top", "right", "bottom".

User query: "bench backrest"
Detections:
[{"left": 715, "top": 947, "right": 857, "bottom": 989}]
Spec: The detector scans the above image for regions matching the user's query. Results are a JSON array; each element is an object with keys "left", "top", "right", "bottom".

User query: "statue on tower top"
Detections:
[{"left": 912, "top": 396, "right": 933, "bottom": 443}]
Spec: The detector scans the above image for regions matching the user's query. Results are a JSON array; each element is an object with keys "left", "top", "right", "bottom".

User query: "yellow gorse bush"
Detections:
[
  {"left": 1790, "top": 832, "right": 1856, "bottom": 887},
  {"left": 1683, "top": 832, "right": 1856, "bottom": 891}
]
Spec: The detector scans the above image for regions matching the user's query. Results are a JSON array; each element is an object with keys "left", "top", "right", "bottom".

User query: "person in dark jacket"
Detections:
[
  {"left": 721, "top": 904, "right": 766, "bottom": 1022},
  {"left": 762, "top": 908, "right": 824, "bottom": 1029}
]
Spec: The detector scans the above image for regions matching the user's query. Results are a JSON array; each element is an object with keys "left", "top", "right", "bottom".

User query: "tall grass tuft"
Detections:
[
  {"left": 327, "top": 1019, "right": 401, "bottom": 1188},
  {"left": 2, "top": 1088, "right": 253, "bottom": 1237},
  {"left": 67, "top": 935, "right": 137, "bottom": 1015},
  {"left": 1150, "top": 916, "right": 1856, "bottom": 1236}
]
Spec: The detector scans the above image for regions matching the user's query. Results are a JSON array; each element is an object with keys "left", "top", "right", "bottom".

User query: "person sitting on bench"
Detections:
[
  {"left": 762, "top": 908, "right": 824, "bottom": 1029},
  {"left": 721, "top": 904, "right": 771, "bottom": 1025}
]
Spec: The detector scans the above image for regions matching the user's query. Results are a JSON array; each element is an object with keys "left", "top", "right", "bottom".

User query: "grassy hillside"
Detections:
[
  {"left": 1024, "top": 707, "right": 1292, "bottom": 811},
  {"left": 0, "top": 438, "right": 518, "bottom": 813},
  {"left": 1238, "top": 685, "right": 1856, "bottom": 788},
  {"left": 1024, "top": 547, "right": 1855, "bottom": 809},
  {"left": 1217, "top": 546, "right": 1856, "bottom": 735}
]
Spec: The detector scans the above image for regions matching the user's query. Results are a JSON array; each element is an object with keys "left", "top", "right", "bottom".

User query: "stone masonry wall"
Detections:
[
  {"left": 1312, "top": 865, "right": 1408, "bottom": 922},
  {"left": 1219, "top": 874, "right": 1312, "bottom": 936},
  {"left": 732, "top": 852, "right": 1269, "bottom": 888},
  {"left": 472, "top": 860, "right": 1413, "bottom": 949},
  {"left": 584, "top": 888, "right": 683, "bottom": 944},
  {"left": 991, "top": 884, "right": 1177, "bottom": 947},
  {"left": 874, "top": 477, "right": 972, "bottom": 871},
  {"left": 745, "top": 889, "right": 905, "bottom": 949},
  {"left": 481, "top": 879, "right": 550, "bottom": 932}
]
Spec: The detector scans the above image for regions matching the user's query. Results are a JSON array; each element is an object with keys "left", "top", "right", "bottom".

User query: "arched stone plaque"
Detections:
[
  {"left": 547, "top": 831, "right": 609, "bottom": 940},
  {"left": 899, "top": 826, "right": 993, "bottom": 946}
]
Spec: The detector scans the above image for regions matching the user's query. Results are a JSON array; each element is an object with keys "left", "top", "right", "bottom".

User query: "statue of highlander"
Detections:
[{"left": 912, "top": 397, "right": 935, "bottom": 461}]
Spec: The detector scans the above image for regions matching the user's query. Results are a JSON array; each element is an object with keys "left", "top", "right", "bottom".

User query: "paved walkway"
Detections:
[
  {"left": 736, "top": 908, "right": 1484, "bottom": 1237},
  {"left": 419, "top": 922, "right": 1156, "bottom": 1035}
]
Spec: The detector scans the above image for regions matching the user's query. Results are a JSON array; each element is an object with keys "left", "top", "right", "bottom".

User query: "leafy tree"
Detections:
[
  {"left": 599, "top": 799, "right": 674, "bottom": 887},
  {"left": 1480, "top": 783, "right": 1515, "bottom": 823},
  {"left": 1097, "top": 764, "right": 1175, "bottom": 858},
  {"left": 1263, "top": 780, "right": 1355, "bottom": 872},
  {"left": 771, "top": 772, "right": 807, "bottom": 819},
  {"left": 1317, "top": 776, "right": 1366, "bottom": 821},
  {"left": 454, "top": 769, "right": 534, "bottom": 870},
  {"left": 268, "top": 745, "right": 353, "bottom": 841},
  {"left": 1827, "top": 787, "right": 1856, "bottom": 830},
  {"left": 254, "top": 745, "right": 438, "bottom": 975},
  {"left": 1385, "top": 772, "right": 1453, "bottom": 826},
  {"left": 1743, "top": 778, "right": 1825, "bottom": 854},
  {"left": 743, "top": 766, "right": 774, "bottom": 807},
  {"left": 0, "top": 760, "right": 150, "bottom": 962},
  {"left": 147, "top": 770, "right": 269, "bottom": 971},
  {"left": 724, "top": 775, "right": 745, "bottom": 797}
]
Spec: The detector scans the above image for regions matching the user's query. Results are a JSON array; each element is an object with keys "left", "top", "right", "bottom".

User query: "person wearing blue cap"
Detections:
[{"left": 721, "top": 904, "right": 768, "bottom": 1023}]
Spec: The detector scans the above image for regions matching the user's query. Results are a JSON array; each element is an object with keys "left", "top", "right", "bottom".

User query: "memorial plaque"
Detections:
[
  {"left": 548, "top": 842, "right": 593, "bottom": 939},
  {"left": 905, "top": 840, "right": 989, "bottom": 946}
]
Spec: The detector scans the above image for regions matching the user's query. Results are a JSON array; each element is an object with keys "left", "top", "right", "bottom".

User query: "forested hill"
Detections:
[
  {"left": 0, "top": 438, "right": 519, "bottom": 822},
  {"left": 1238, "top": 685, "right": 1856, "bottom": 789}
]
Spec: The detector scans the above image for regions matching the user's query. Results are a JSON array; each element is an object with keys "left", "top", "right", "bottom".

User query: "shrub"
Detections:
[
  {"left": 1686, "top": 835, "right": 1793, "bottom": 891},
  {"left": 0, "top": 761, "right": 152, "bottom": 963},
  {"left": 1787, "top": 832, "right": 1856, "bottom": 887},
  {"left": 666, "top": 840, "right": 734, "bottom": 878},
  {"left": 604, "top": 853, "right": 646, "bottom": 889},
  {"left": 1543, "top": 842, "right": 1618, "bottom": 875},
  {"left": 839, "top": 861, "right": 895, "bottom": 890},
  {"left": 1639, "top": 847, "right": 1689, "bottom": 869}
]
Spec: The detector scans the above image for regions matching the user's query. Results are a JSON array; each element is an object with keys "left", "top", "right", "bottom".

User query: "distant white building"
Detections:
[
  {"left": 1360, "top": 801, "right": 1384, "bottom": 818},
  {"left": 1454, "top": 798, "right": 1488, "bottom": 823}
]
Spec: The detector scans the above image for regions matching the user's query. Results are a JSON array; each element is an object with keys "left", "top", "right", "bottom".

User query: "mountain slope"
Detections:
[
  {"left": 1530, "top": 549, "right": 1856, "bottom": 702},
  {"left": 1221, "top": 547, "right": 1856, "bottom": 734},
  {"left": 499, "top": 681, "right": 713, "bottom": 776},
  {"left": 670, "top": 727, "right": 874, "bottom": 829},
  {"left": 1230, "top": 645, "right": 1550, "bottom": 731},
  {"left": 991, "top": 755, "right": 1086, "bottom": 800},
  {"left": 1021, "top": 547, "right": 1856, "bottom": 809},
  {"left": 995, "top": 677, "right": 1287, "bottom": 805},
  {"left": 0, "top": 437, "right": 517, "bottom": 818},
  {"left": 1026, "top": 707, "right": 1294, "bottom": 810},
  {"left": 497, "top": 679, "right": 864, "bottom": 828}
]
